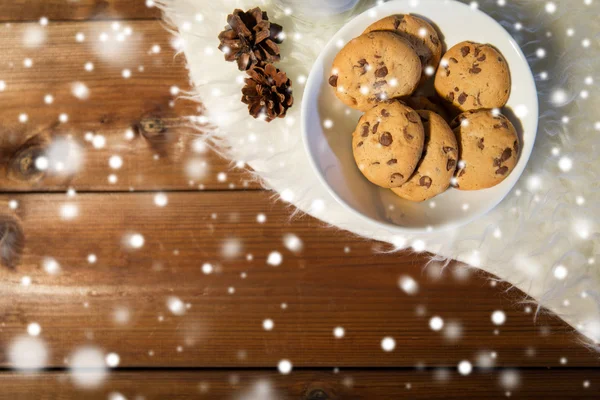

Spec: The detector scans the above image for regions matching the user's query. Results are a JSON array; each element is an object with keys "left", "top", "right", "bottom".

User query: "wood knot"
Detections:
[
  {"left": 0, "top": 214, "right": 25, "bottom": 269},
  {"left": 138, "top": 117, "right": 167, "bottom": 141},
  {"left": 7, "top": 134, "right": 50, "bottom": 183},
  {"left": 305, "top": 389, "right": 330, "bottom": 400}
]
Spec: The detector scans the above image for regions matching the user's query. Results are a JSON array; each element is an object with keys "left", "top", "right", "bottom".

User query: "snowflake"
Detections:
[
  {"left": 553, "top": 265, "right": 568, "bottom": 280},
  {"left": 398, "top": 275, "right": 418, "bottom": 295},
  {"left": 457, "top": 360, "right": 472, "bottom": 375},
  {"left": 267, "top": 251, "right": 283, "bottom": 266},
  {"left": 154, "top": 193, "right": 168, "bottom": 207},
  {"left": 283, "top": 234, "right": 303, "bottom": 252},
  {"left": 491, "top": 310, "right": 506, "bottom": 325},
  {"left": 429, "top": 316, "right": 444, "bottom": 331},
  {"left": 381, "top": 337, "right": 396, "bottom": 352},
  {"left": 27, "top": 322, "right": 41, "bottom": 336},
  {"left": 278, "top": 359, "right": 292, "bottom": 374},
  {"left": 333, "top": 327, "right": 345, "bottom": 338},
  {"left": 105, "top": 353, "right": 120, "bottom": 367},
  {"left": 263, "top": 319, "right": 274, "bottom": 331},
  {"left": 69, "top": 347, "right": 108, "bottom": 388},
  {"left": 167, "top": 296, "right": 186, "bottom": 316}
]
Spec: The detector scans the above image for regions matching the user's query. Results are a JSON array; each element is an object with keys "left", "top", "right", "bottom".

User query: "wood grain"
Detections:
[
  {"left": 0, "top": 0, "right": 160, "bottom": 22},
  {"left": 0, "top": 20, "right": 257, "bottom": 191},
  {"left": 0, "top": 370, "right": 598, "bottom": 399},
  {"left": 1, "top": 192, "right": 598, "bottom": 368}
]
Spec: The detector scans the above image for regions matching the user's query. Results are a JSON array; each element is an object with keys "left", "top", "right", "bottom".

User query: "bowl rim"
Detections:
[{"left": 301, "top": 0, "right": 539, "bottom": 234}]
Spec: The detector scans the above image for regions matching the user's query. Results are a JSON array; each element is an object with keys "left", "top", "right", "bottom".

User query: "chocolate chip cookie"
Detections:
[
  {"left": 352, "top": 101, "right": 425, "bottom": 188},
  {"left": 329, "top": 32, "right": 421, "bottom": 112},
  {"left": 363, "top": 14, "right": 442, "bottom": 83},
  {"left": 452, "top": 110, "right": 519, "bottom": 190},
  {"left": 392, "top": 110, "right": 458, "bottom": 201},
  {"left": 434, "top": 41, "right": 511, "bottom": 112}
]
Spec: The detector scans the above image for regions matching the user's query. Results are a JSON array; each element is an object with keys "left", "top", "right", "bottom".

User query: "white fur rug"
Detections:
[{"left": 157, "top": 0, "right": 600, "bottom": 346}]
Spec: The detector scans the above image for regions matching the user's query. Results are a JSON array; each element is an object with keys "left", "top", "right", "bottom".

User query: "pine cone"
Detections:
[
  {"left": 218, "top": 8, "right": 284, "bottom": 71},
  {"left": 242, "top": 63, "right": 293, "bottom": 122}
]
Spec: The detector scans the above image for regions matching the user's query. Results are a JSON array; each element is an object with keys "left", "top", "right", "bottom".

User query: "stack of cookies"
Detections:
[{"left": 329, "top": 14, "right": 519, "bottom": 202}]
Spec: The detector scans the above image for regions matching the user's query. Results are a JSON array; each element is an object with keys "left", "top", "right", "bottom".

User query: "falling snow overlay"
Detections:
[
  {"left": 0, "top": 0, "right": 599, "bottom": 396},
  {"left": 157, "top": 0, "right": 600, "bottom": 349}
]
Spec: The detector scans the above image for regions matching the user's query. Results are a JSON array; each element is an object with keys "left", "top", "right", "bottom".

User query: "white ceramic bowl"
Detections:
[{"left": 302, "top": 0, "right": 538, "bottom": 233}]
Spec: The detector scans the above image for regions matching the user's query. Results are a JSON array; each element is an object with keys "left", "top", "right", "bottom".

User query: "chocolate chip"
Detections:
[
  {"left": 394, "top": 16, "right": 402, "bottom": 29},
  {"left": 375, "top": 66, "right": 388, "bottom": 78},
  {"left": 461, "top": 46, "right": 470, "bottom": 57},
  {"left": 406, "top": 111, "right": 419, "bottom": 123},
  {"left": 354, "top": 59, "right": 369, "bottom": 76},
  {"left": 404, "top": 127, "right": 414, "bottom": 141},
  {"left": 469, "top": 64, "right": 482, "bottom": 74},
  {"left": 430, "top": 35, "right": 439, "bottom": 46},
  {"left": 449, "top": 57, "right": 459, "bottom": 64},
  {"left": 387, "top": 159, "right": 398, "bottom": 165},
  {"left": 374, "top": 55, "right": 382, "bottom": 59},
  {"left": 372, "top": 122, "right": 379, "bottom": 134},
  {"left": 390, "top": 172, "right": 404, "bottom": 182},
  {"left": 450, "top": 115, "right": 466, "bottom": 128},
  {"left": 498, "top": 56, "right": 503, "bottom": 62},
  {"left": 493, "top": 158, "right": 501, "bottom": 167},
  {"left": 495, "top": 166, "right": 509, "bottom": 175},
  {"left": 474, "top": 47, "right": 482, "bottom": 58},
  {"left": 443, "top": 147, "right": 455, "bottom": 154},
  {"left": 379, "top": 132, "right": 393, "bottom": 146},
  {"left": 493, "top": 121, "right": 509, "bottom": 129},
  {"left": 361, "top": 123, "right": 370, "bottom": 137},
  {"left": 458, "top": 169, "right": 466, "bottom": 177},
  {"left": 448, "top": 92, "right": 455, "bottom": 102},
  {"left": 328, "top": 75, "right": 338, "bottom": 87},
  {"left": 458, "top": 92, "right": 468, "bottom": 105},
  {"left": 477, "top": 54, "right": 487, "bottom": 62},
  {"left": 501, "top": 148, "right": 512, "bottom": 161},
  {"left": 419, "top": 176, "right": 432, "bottom": 188},
  {"left": 381, "top": 109, "right": 390, "bottom": 117},
  {"left": 477, "top": 138, "right": 485, "bottom": 150},
  {"left": 447, "top": 158, "right": 456, "bottom": 171},
  {"left": 513, "top": 140, "right": 519, "bottom": 154},
  {"left": 373, "top": 80, "right": 387, "bottom": 89},
  {"left": 454, "top": 87, "right": 459, "bottom": 92},
  {"left": 357, "top": 141, "right": 363, "bottom": 147}
]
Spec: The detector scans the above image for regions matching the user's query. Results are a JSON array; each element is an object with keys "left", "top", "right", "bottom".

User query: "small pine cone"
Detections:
[
  {"left": 242, "top": 63, "right": 293, "bottom": 122},
  {"left": 218, "top": 7, "right": 284, "bottom": 71}
]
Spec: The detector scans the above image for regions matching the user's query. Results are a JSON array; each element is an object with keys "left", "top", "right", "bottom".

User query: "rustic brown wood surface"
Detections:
[
  {"left": 0, "top": 2, "right": 598, "bottom": 398},
  {"left": 0, "top": 192, "right": 599, "bottom": 368},
  {"left": 0, "top": 20, "right": 257, "bottom": 191},
  {"left": 0, "top": 0, "right": 160, "bottom": 22},
  {"left": 0, "top": 370, "right": 597, "bottom": 399}
]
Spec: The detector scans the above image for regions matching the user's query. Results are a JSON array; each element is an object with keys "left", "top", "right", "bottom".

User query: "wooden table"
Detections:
[{"left": 0, "top": 1, "right": 598, "bottom": 398}]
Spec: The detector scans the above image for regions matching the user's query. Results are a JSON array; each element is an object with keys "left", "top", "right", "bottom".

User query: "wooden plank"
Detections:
[
  {"left": 0, "top": 0, "right": 160, "bottom": 22},
  {"left": 0, "top": 192, "right": 598, "bottom": 368},
  {"left": 0, "top": 20, "right": 257, "bottom": 191},
  {"left": 0, "top": 369, "right": 598, "bottom": 399}
]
